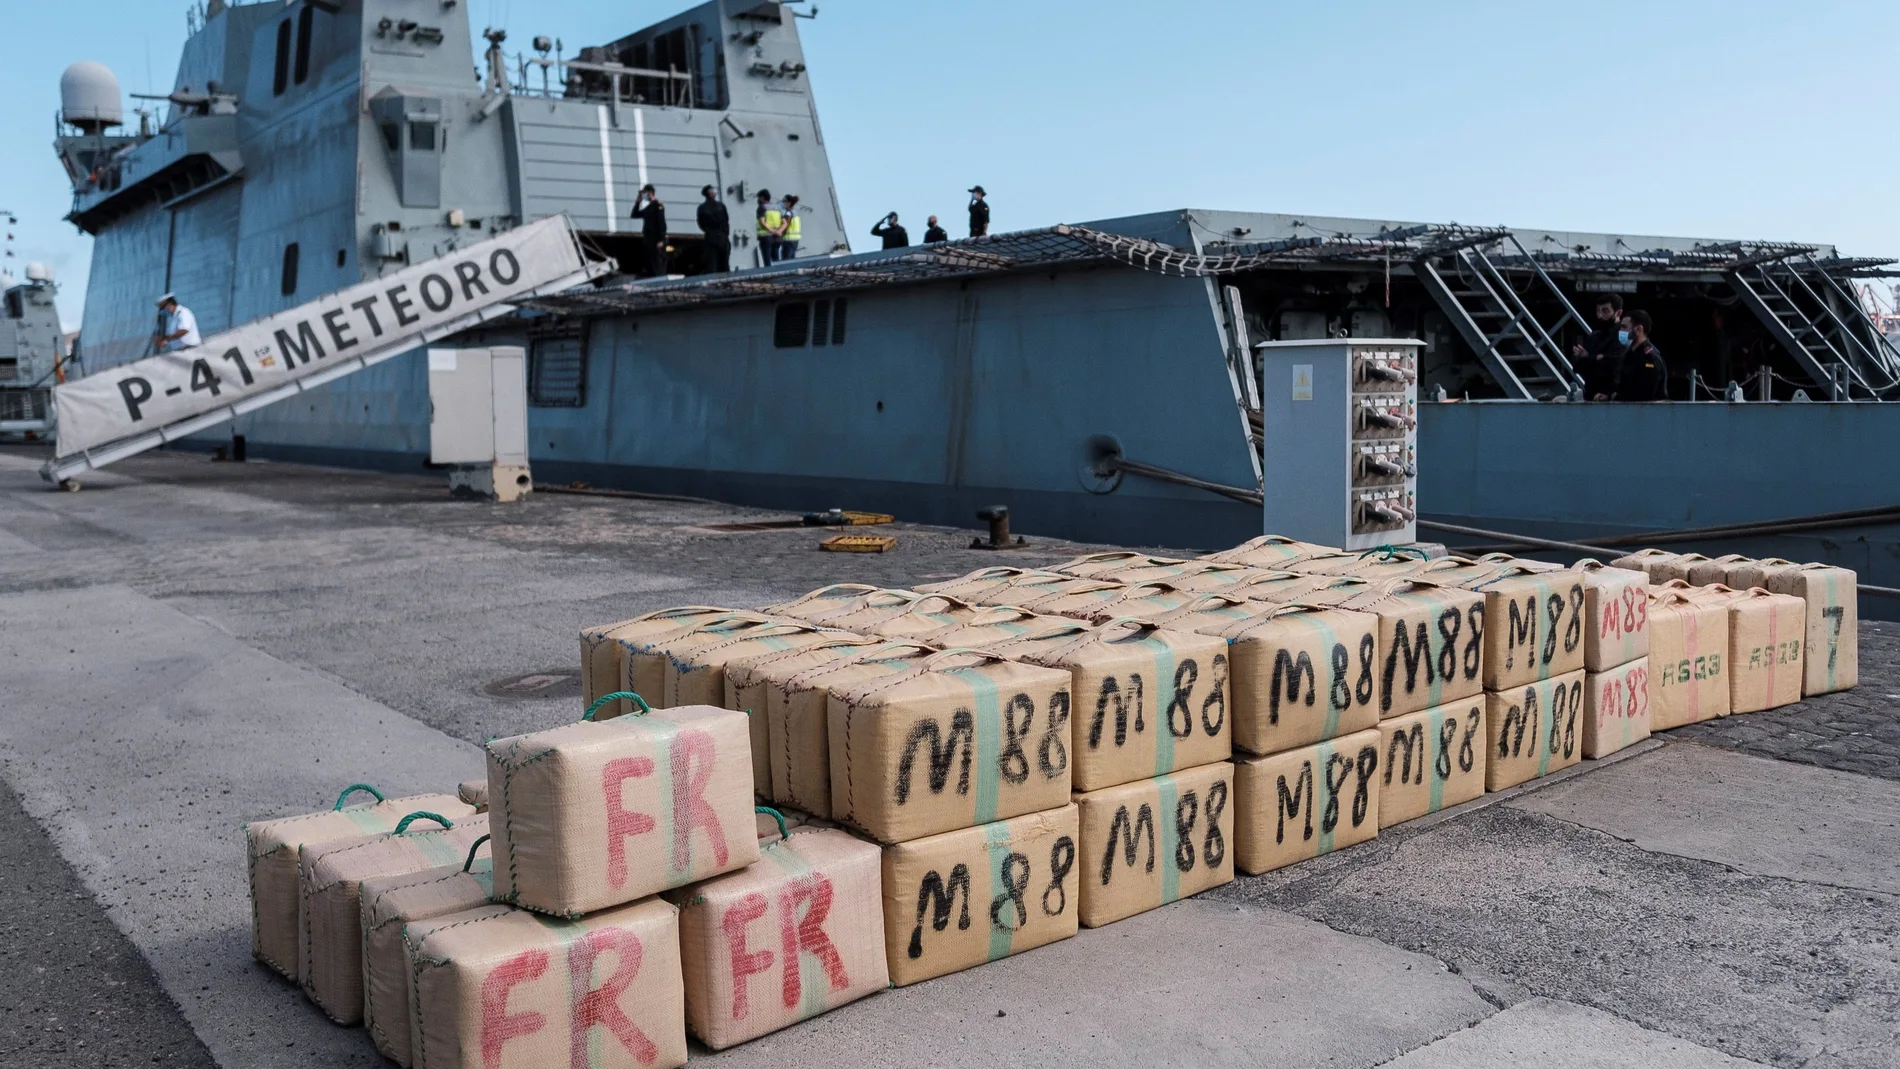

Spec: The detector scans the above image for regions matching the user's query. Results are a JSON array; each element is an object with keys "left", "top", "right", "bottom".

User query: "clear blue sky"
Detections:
[{"left": 5, "top": 0, "right": 1898, "bottom": 329}]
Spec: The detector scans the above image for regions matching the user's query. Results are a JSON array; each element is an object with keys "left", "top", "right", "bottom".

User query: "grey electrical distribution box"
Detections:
[
  {"left": 427, "top": 346, "right": 531, "bottom": 501},
  {"left": 1255, "top": 338, "right": 1420, "bottom": 550}
]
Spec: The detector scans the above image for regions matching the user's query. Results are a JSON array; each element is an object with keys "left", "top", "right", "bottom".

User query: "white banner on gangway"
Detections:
[{"left": 53, "top": 215, "right": 590, "bottom": 460}]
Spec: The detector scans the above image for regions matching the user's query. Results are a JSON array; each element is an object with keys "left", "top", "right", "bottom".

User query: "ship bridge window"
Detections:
[
  {"left": 409, "top": 121, "right": 437, "bottom": 152},
  {"left": 272, "top": 19, "right": 292, "bottom": 96},
  {"left": 3, "top": 290, "right": 22, "bottom": 319},
  {"left": 773, "top": 298, "right": 848, "bottom": 348},
  {"left": 281, "top": 243, "right": 300, "bottom": 296}
]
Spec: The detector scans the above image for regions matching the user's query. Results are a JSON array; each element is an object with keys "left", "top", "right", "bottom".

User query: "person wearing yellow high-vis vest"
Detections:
[
  {"left": 754, "top": 189, "right": 781, "bottom": 267},
  {"left": 778, "top": 194, "right": 802, "bottom": 261}
]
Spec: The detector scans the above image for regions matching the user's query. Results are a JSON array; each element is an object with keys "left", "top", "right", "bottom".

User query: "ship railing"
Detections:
[{"left": 513, "top": 55, "right": 695, "bottom": 110}]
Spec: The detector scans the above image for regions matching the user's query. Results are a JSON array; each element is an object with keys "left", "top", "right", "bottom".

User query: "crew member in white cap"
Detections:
[{"left": 153, "top": 293, "right": 200, "bottom": 353}]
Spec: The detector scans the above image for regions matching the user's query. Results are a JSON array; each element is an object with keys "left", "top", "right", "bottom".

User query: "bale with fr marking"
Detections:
[
  {"left": 244, "top": 784, "right": 474, "bottom": 981},
  {"left": 1232, "top": 728, "right": 1382, "bottom": 875},
  {"left": 487, "top": 706, "right": 758, "bottom": 917},
  {"left": 1074, "top": 761, "right": 1233, "bottom": 927},
  {"left": 1483, "top": 670, "right": 1586, "bottom": 790},
  {"left": 675, "top": 826, "right": 887, "bottom": 1049},
  {"left": 880, "top": 805, "right": 1080, "bottom": 986},
  {"left": 407, "top": 899, "right": 686, "bottom": 1069},
  {"left": 829, "top": 649, "right": 1073, "bottom": 844},
  {"left": 298, "top": 811, "right": 491, "bottom": 1024},
  {"left": 1377, "top": 698, "right": 1486, "bottom": 828}
]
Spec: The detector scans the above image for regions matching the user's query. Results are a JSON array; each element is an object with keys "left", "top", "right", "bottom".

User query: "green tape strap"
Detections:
[
  {"left": 1308, "top": 615, "right": 1343, "bottom": 741},
  {"left": 1314, "top": 742, "right": 1338, "bottom": 856},
  {"left": 1150, "top": 641, "right": 1178, "bottom": 776},
  {"left": 1157, "top": 776, "right": 1182, "bottom": 904},
  {"left": 983, "top": 821, "right": 1015, "bottom": 962},
  {"left": 1533, "top": 685, "right": 1555, "bottom": 779},
  {"left": 955, "top": 669, "right": 1005, "bottom": 825}
]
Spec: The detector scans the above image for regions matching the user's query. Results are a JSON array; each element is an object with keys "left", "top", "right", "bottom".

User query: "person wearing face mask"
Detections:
[
  {"left": 1615, "top": 310, "right": 1669, "bottom": 401},
  {"left": 1571, "top": 294, "right": 1627, "bottom": 400}
]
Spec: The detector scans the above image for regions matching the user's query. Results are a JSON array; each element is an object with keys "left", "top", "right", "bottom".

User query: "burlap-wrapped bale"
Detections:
[
  {"left": 1053, "top": 551, "right": 1196, "bottom": 581},
  {"left": 1609, "top": 548, "right": 1688, "bottom": 581},
  {"left": 796, "top": 589, "right": 931, "bottom": 632},
  {"left": 408, "top": 899, "right": 686, "bottom": 1069},
  {"left": 1686, "top": 553, "right": 1756, "bottom": 587},
  {"left": 722, "top": 636, "right": 893, "bottom": 816},
  {"left": 954, "top": 571, "right": 1129, "bottom": 610},
  {"left": 1377, "top": 697, "right": 1486, "bottom": 827},
  {"left": 1582, "top": 657, "right": 1651, "bottom": 759},
  {"left": 1763, "top": 563, "right": 1858, "bottom": 695},
  {"left": 456, "top": 779, "right": 488, "bottom": 812},
  {"left": 830, "top": 649, "right": 1074, "bottom": 843},
  {"left": 359, "top": 837, "right": 494, "bottom": 1066},
  {"left": 765, "top": 642, "right": 938, "bottom": 818},
  {"left": 863, "top": 594, "right": 990, "bottom": 640},
  {"left": 582, "top": 607, "right": 738, "bottom": 717},
  {"left": 1654, "top": 553, "right": 1713, "bottom": 584},
  {"left": 1225, "top": 571, "right": 1355, "bottom": 605},
  {"left": 1648, "top": 590, "right": 1731, "bottom": 729},
  {"left": 974, "top": 619, "right": 1231, "bottom": 791},
  {"left": 659, "top": 619, "right": 842, "bottom": 708},
  {"left": 913, "top": 567, "right": 1058, "bottom": 603},
  {"left": 761, "top": 583, "right": 881, "bottom": 622},
  {"left": 675, "top": 826, "right": 887, "bottom": 1049},
  {"left": 299, "top": 811, "right": 491, "bottom": 1023},
  {"left": 1724, "top": 557, "right": 1798, "bottom": 591},
  {"left": 1073, "top": 761, "right": 1234, "bottom": 927},
  {"left": 1232, "top": 728, "right": 1381, "bottom": 875},
  {"left": 1289, "top": 550, "right": 1406, "bottom": 577},
  {"left": 912, "top": 605, "right": 1081, "bottom": 648},
  {"left": 1298, "top": 578, "right": 1487, "bottom": 718},
  {"left": 1483, "top": 670, "right": 1586, "bottom": 790},
  {"left": 616, "top": 613, "right": 777, "bottom": 716},
  {"left": 1457, "top": 564, "right": 1587, "bottom": 690},
  {"left": 1019, "top": 580, "right": 1194, "bottom": 623},
  {"left": 487, "top": 707, "right": 758, "bottom": 917},
  {"left": 880, "top": 805, "right": 1080, "bottom": 986},
  {"left": 1574, "top": 560, "right": 1649, "bottom": 671},
  {"left": 1681, "top": 585, "right": 1806, "bottom": 713},
  {"left": 1150, "top": 597, "right": 1381, "bottom": 759},
  {"left": 244, "top": 784, "right": 474, "bottom": 981},
  {"left": 1197, "top": 534, "right": 1335, "bottom": 569}
]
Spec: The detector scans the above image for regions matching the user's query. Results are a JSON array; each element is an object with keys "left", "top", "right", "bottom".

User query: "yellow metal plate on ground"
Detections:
[
  {"left": 840, "top": 511, "right": 894, "bottom": 525},
  {"left": 821, "top": 534, "right": 898, "bottom": 553}
]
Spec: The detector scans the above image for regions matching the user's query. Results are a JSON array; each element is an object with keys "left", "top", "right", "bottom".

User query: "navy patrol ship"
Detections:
[{"left": 47, "top": 0, "right": 1900, "bottom": 603}]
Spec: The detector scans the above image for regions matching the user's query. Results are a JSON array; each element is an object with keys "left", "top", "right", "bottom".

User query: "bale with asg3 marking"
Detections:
[{"left": 1646, "top": 590, "right": 1730, "bottom": 728}]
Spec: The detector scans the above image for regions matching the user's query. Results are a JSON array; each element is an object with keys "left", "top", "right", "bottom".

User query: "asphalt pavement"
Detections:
[{"left": 1, "top": 444, "right": 1894, "bottom": 1068}]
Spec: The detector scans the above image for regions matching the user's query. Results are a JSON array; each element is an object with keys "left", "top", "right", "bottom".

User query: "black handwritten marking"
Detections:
[
  {"left": 998, "top": 694, "right": 1032, "bottom": 786},
  {"left": 1042, "top": 836, "right": 1075, "bottom": 916},
  {"left": 990, "top": 852, "right": 1030, "bottom": 931},
  {"left": 1388, "top": 722, "right": 1425, "bottom": 787},
  {"left": 1384, "top": 621, "right": 1432, "bottom": 712},
  {"left": 1351, "top": 745, "right": 1378, "bottom": 825},
  {"left": 1100, "top": 804, "right": 1156, "bottom": 885},
  {"left": 1434, "top": 719, "right": 1456, "bottom": 781},
  {"left": 1564, "top": 585, "right": 1584, "bottom": 653},
  {"left": 1542, "top": 593, "right": 1563, "bottom": 666},
  {"left": 896, "top": 710, "right": 973, "bottom": 803},
  {"left": 1823, "top": 605, "right": 1845, "bottom": 671},
  {"left": 1500, "top": 688, "right": 1538, "bottom": 759},
  {"left": 1464, "top": 604, "right": 1484, "bottom": 680},
  {"left": 1322, "top": 755, "right": 1350, "bottom": 833},
  {"left": 1090, "top": 674, "right": 1143, "bottom": 749},
  {"left": 1435, "top": 609, "right": 1462, "bottom": 683},
  {"left": 907, "top": 865, "right": 971, "bottom": 958},
  {"left": 1039, "top": 691, "right": 1069, "bottom": 778},
  {"left": 1458, "top": 709, "right": 1480, "bottom": 772},
  {"left": 1202, "top": 780, "right": 1228, "bottom": 867},
  {"left": 1328, "top": 644, "right": 1351, "bottom": 710},
  {"left": 1173, "top": 790, "right": 1200, "bottom": 872},
  {"left": 1355, "top": 634, "right": 1375, "bottom": 706},
  {"left": 1277, "top": 763, "right": 1314, "bottom": 844},
  {"left": 1506, "top": 597, "right": 1535, "bottom": 671},
  {"left": 1167, "top": 660, "right": 1199, "bottom": 739},
  {"left": 1200, "top": 654, "right": 1227, "bottom": 736},
  {"left": 1270, "top": 650, "right": 1317, "bottom": 725}
]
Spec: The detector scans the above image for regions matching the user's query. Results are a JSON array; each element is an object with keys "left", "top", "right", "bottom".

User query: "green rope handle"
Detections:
[
  {"left": 584, "top": 691, "right": 652, "bottom": 721},
  {"left": 463, "top": 834, "right": 491, "bottom": 872},
  {"left": 1357, "top": 544, "right": 1427, "bottom": 562},
  {"left": 393, "top": 811, "right": 454, "bottom": 835},
  {"left": 755, "top": 806, "right": 788, "bottom": 842},
  {"left": 333, "top": 783, "right": 386, "bottom": 810}
]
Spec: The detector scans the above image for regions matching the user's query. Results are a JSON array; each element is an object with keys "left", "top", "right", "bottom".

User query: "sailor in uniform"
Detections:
[{"left": 153, "top": 293, "right": 201, "bottom": 353}]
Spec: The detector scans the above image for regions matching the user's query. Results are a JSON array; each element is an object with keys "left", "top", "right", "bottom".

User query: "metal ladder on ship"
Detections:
[
  {"left": 1416, "top": 235, "right": 1585, "bottom": 400},
  {"left": 1727, "top": 254, "right": 1900, "bottom": 400}
]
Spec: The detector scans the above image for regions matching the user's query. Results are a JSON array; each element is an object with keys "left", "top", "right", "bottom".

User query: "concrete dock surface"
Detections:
[{"left": 1, "top": 444, "right": 1895, "bottom": 1069}]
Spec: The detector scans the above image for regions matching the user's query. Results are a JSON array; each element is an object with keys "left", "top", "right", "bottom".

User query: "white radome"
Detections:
[
  {"left": 61, "top": 61, "right": 124, "bottom": 129},
  {"left": 25, "top": 263, "right": 54, "bottom": 283}
]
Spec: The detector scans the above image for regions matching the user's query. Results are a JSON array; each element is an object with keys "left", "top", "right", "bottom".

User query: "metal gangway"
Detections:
[
  {"left": 1414, "top": 231, "right": 1585, "bottom": 401},
  {"left": 42, "top": 216, "right": 609, "bottom": 486}
]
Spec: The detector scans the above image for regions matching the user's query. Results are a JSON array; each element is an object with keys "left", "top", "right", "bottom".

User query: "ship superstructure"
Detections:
[
  {"left": 0, "top": 267, "right": 66, "bottom": 434},
  {"left": 56, "top": 0, "right": 846, "bottom": 371}
]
